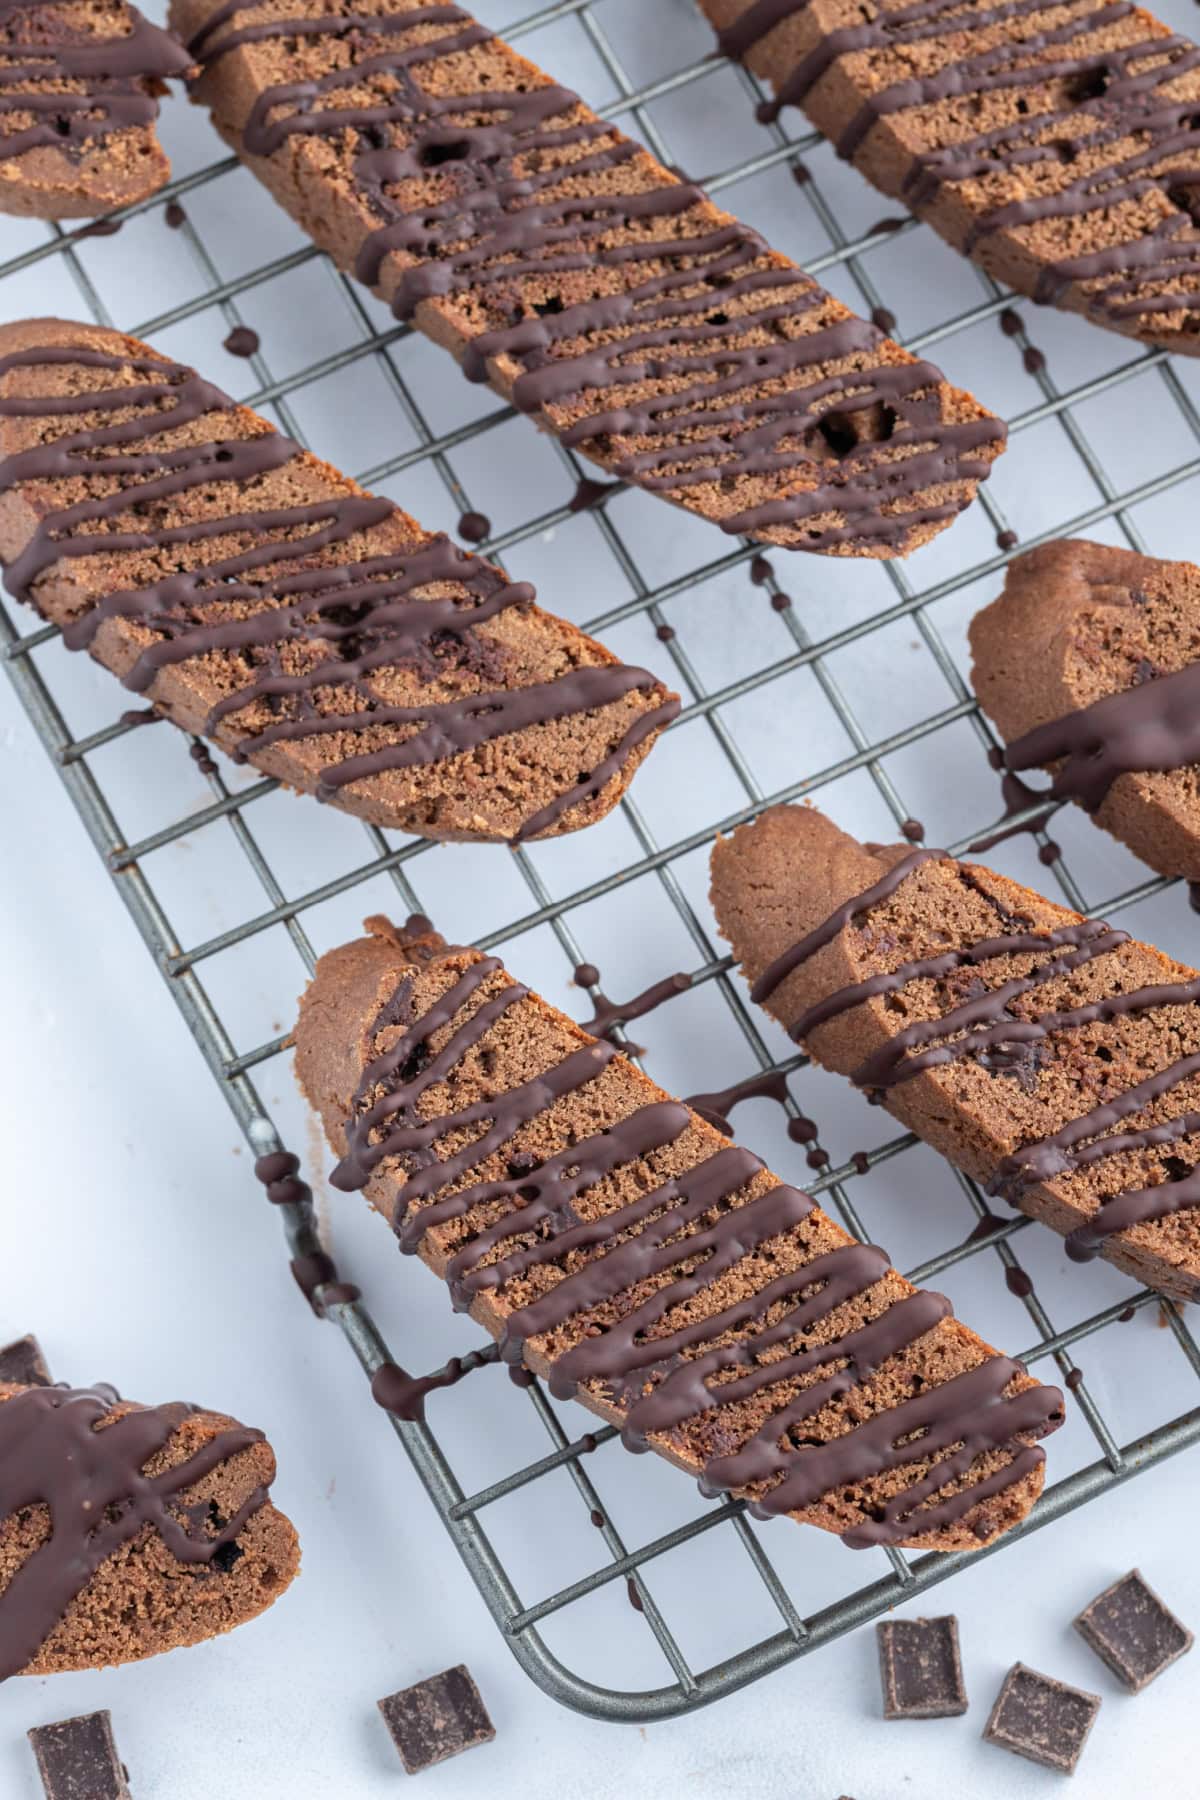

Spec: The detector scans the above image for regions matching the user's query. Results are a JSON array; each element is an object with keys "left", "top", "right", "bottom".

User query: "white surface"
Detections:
[{"left": 3, "top": 0, "right": 1200, "bottom": 1793}]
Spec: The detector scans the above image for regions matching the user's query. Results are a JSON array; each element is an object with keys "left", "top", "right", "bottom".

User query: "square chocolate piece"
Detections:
[
  {"left": 0, "top": 1333, "right": 50, "bottom": 1386},
  {"left": 378, "top": 1664, "right": 495, "bottom": 1774},
  {"left": 28, "top": 1711, "right": 131, "bottom": 1799},
  {"left": 984, "top": 1662, "right": 1100, "bottom": 1774},
  {"left": 876, "top": 1615, "right": 967, "bottom": 1718},
  {"left": 1074, "top": 1569, "right": 1193, "bottom": 1692}
]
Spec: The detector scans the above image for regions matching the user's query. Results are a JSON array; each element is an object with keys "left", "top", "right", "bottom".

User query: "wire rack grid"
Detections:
[{"left": 5, "top": 0, "right": 1200, "bottom": 1725}]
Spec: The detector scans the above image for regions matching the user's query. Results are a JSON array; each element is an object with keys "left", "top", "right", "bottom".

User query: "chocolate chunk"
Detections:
[
  {"left": 876, "top": 1615, "right": 967, "bottom": 1718},
  {"left": 377, "top": 1665, "right": 495, "bottom": 1774},
  {"left": 28, "top": 1711, "right": 131, "bottom": 1799},
  {"left": 983, "top": 1662, "right": 1100, "bottom": 1774},
  {"left": 0, "top": 1333, "right": 50, "bottom": 1385},
  {"left": 1074, "top": 1569, "right": 1193, "bottom": 1692}
]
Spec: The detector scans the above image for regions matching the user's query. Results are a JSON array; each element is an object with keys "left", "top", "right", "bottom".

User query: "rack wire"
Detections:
[{"left": 4, "top": 0, "right": 1200, "bottom": 1724}]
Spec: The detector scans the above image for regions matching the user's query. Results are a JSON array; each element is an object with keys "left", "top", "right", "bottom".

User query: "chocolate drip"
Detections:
[
  {"left": 0, "top": 344, "right": 673, "bottom": 841},
  {"left": 762, "top": 845, "right": 1200, "bottom": 1255},
  {"left": 715, "top": 0, "right": 1200, "bottom": 331},
  {"left": 1002, "top": 659, "right": 1200, "bottom": 814},
  {"left": 254, "top": 1149, "right": 362, "bottom": 1311},
  {"left": 188, "top": 1, "right": 1001, "bottom": 552},
  {"left": 579, "top": 970, "right": 691, "bottom": 1041},
  {"left": 329, "top": 946, "right": 1060, "bottom": 1544},
  {"left": 0, "top": 1385, "right": 264, "bottom": 1680},
  {"left": 686, "top": 1068, "right": 791, "bottom": 1136},
  {"left": 0, "top": 0, "right": 191, "bottom": 164},
  {"left": 372, "top": 1343, "right": 500, "bottom": 1421}
]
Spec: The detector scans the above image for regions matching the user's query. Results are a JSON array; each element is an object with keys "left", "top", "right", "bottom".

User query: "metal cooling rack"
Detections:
[{"left": 5, "top": 0, "right": 1200, "bottom": 1724}]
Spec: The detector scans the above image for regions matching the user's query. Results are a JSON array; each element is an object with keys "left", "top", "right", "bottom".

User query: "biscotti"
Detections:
[
  {"left": 0, "top": 0, "right": 191, "bottom": 217},
  {"left": 0, "top": 318, "right": 676, "bottom": 843},
  {"left": 971, "top": 539, "right": 1200, "bottom": 881},
  {"left": 170, "top": 0, "right": 1004, "bottom": 558},
  {"left": 0, "top": 1379, "right": 298, "bottom": 1677},
  {"left": 705, "top": 0, "right": 1200, "bottom": 355},
  {"left": 711, "top": 803, "right": 1200, "bottom": 1300},
  {"left": 295, "top": 916, "right": 1063, "bottom": 1552}
]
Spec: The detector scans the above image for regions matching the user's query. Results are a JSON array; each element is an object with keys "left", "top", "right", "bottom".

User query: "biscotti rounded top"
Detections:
[
  {"left": 171, "top": 0, "right": 1005, "bottom": 557},
  {"left": 0, "top": 317, "right": 677, "bottom": 843},
  {"left": 704, "top": 0, "right": 1200, "bottom": 355},
  {"left": 711, "top": 802, "right": 1200, "bottom": 1299},
  {"left": 295, "top": 917, "right": 1062, "bottom": 1552},
  {"left": 0, "top": 0, "right": 191, "bottom": 217},
  {"left": 0, "top": 1380, "right": 299, "bottom": 1677},
  {"left": 971, "top": 538, "right": 1200, "bottom": 881}
]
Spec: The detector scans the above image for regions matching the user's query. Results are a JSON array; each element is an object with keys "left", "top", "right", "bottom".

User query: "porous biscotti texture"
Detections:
[
  {"left": 0, "top": 0, "right": 190, "bottom": 217},
  {"left": 0, "top": 1382, "right": 299, "bottom": 1675},
  {"left": 170, "top": 0, "right": 1004, "bottom": 557},
  {"left": 711, "top": 803, "right": 1200, "bottom": 1299},
  {"left": 971, "top": 539, "right": 1200, "bottom": 879},
  {"left": 702, "top": 0, "right": 1200, "bottom": 355},
  {"left": 0, "top": 317, "right": 675, "bottom": 843},
  {"left": 295, "top": 918, "right": 1061, "bottom": 1552}
]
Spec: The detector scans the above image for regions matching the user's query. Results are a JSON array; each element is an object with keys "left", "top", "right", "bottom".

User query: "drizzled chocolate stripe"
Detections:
[
  {"left": 329, "top": 948, "right": 1061, "bottom": 1545},
  {"left": 184, "top": 0, "right": 1002, "bottom": 553},
  {"left": 0, "top": 0, "right": 191, "bottom": 164},
  {"left": 764, "top": 846, "right": 1200, "bottom": 1256},
  {"left": 0, "top": 343, "right": 673, "bottom": 841},
  {"left": 0, "top": 1385, "right": 264, "bottom": 1681},
  {"left": 714, "top": 0, "right": 1200, "bottom": 337}
]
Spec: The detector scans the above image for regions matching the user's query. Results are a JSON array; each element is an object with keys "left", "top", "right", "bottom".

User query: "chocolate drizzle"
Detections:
[
  {"left": 757, "top": 843, "right": 1200, "bottom": 1258},
  {"left": 0, "top": 0, "right": 190, "bottom": 166},
  {"left": 715, "top": 0, "right": 1200, "bottom": 338},
  {"left": 326, "top": 944, "right": 1061, "bottom": 1546},
  {"left": 0, "top": 341, "right": 674, "bottom": 842},
  {"left": 1002, "top": 659, "right": 1200, "bottom": 814},
  {"left": 0, "top": 1384, "right": 265, "bottom": 1680},
  {"left": 186, "top": 0, "right": 1002, "bottom": 553}
]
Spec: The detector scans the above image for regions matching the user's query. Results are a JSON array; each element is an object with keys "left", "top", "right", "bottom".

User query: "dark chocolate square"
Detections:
[
  {"left": 28, "top": 1711, "right": 130, "bottom": 1799},
  {"left": 0, "top": 1333, "right": 50, "bottom": 1386},
  {"left": 876, "top": 1615, "right": 967, "bottom": 1718},
  {"left": 984, "top": 1662, "right": 1100, "bottom": 1775},
  {"left": 378, "top": 1664, "right": 495, "bottom": 1774},
  {"left": 1074, "top": 1569, "right": 1193, "bottom": 1692}
]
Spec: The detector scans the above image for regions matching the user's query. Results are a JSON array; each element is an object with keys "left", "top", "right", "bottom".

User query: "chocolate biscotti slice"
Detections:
[
  {"left": 711, "top": 803, "right": 1200, "bottom": 1299},
  {"left": 169, "top": 0, "right": 1004, "bottom": 558},
  {"left": 295, "top": 916, "right": 1063, "bottom": 1552},
  {"left": 0, "top": 318, "right": 676, "bottom": 842},
  {"left": 0, "top": 1379, "right": 298, "bottom": 1677},
  {"left": 971, "top": 539, "right": 1200, "bottom": 881},
  {"left": 705, "top": 0, "right": 1200, "bottom": 355},
  {"left": 0, "top": 0, "right": 191, "bottom": 218}
]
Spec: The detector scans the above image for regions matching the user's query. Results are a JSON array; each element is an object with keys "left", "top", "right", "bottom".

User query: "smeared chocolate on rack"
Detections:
[
  {"left": 0, "top": 339, "right": 675, "bottom": 842},
  {"left": 753, "top": 843, "right": 1200, "bottom": 1259},
  {"left": 0, "top": 0, "right": 191, "bottom": 166},
  {"left": 713, "top": 0, "right": 1200, "bottom": 340},
  {"left": 182, "top": 0, "right": 1003, "bottom": 554},
  {"left": 0, "top": 1384, "right": 265, "bottom": 1680},
  {"left": 320, "top": 939, "right": 1061, "bottom": 1547}
]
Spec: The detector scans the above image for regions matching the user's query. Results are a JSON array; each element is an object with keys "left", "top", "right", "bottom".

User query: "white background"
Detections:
[{"left": 3, "top": 0, "right": 1200, "bottom": 1794}]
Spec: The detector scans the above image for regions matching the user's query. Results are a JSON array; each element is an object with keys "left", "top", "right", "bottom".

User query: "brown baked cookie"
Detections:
[
  {"left": 169, "top": 0, "right": 1004, "bottom": 559},
  {"left": 971, "top": 539, "right": 1200, "bottom": 881},
  {"left": 0, "top": 317, "right": 677, "bottom": 843},
  {"left": 711, "top": 803, "right": 1200, "bottom": 1300},
  {"left": 0, "top": 0, "right": 191, "bottom": 218},
  {"left": 705, "top": 0, "right": 1200, "bottom": 355},
  {"left": 294, "top": 916, "right": 1063, "bottom": 1553},
  {"left": 0, "top": 1380, "right": 298, "bottom": 1677}
]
